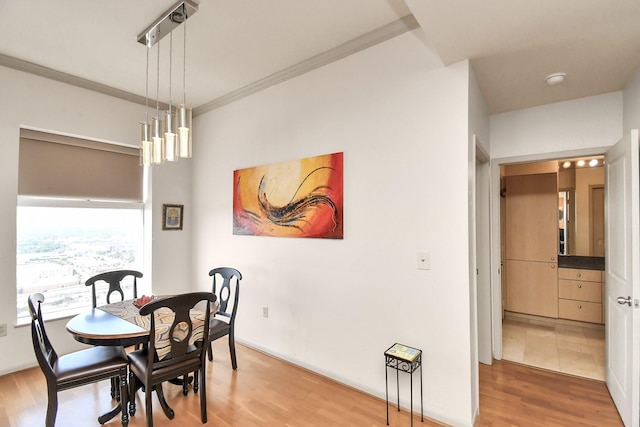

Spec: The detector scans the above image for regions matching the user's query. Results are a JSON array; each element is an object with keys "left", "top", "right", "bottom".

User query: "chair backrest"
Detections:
[
  {"left": 208, "top": 267, "right": 242, "bottom": 322},
  {"left": 85, "top": 270, "right": 143, "bottom": 307},
  {"left": 139, "top": 292, "right": 216, "bottom": 371},
  {"left": 28, "top": 293, "right": 58, "bottom": 381}
]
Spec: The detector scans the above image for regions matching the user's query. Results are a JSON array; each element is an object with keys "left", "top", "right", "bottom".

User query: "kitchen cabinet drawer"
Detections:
[
  {"left": 558, "top": 280, "right": 602, "bottom": 303},
  {"left": 558, "top": 268, "right": 602, "bottom": 282},
  {"left": 558, "top": 299, "right": 602, "bottom": 323}
]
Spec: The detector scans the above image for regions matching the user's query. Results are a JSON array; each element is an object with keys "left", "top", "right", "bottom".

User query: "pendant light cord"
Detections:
[
  {"left": 183, "top": 18, "right": 187, "bottom": 105},
  {"left": 156, "top": 39, "right": 161, "bottom": 119},
  {"left": 168, "top": 32, "right": 173, "bottom": 110},
  {"left": 145, "top": 47, "right": 149, "bottom": 123}
]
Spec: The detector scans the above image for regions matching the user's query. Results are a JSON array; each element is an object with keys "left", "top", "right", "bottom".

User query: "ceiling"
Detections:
[{"left": 1, "top": 0, "right": 639, "bottom": 115}]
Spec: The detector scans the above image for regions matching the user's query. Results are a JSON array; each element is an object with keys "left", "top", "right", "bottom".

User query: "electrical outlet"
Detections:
[
  {"left": 262, "top": 307, "right": 269, "bottom": 318},
  {"left": 0, "top": 323, "right": 7, "bottom": 337}
]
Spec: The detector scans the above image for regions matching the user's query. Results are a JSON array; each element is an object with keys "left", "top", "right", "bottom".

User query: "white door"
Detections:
[{"left": 605, "top": 129, "right": 640, "bottom": 427}]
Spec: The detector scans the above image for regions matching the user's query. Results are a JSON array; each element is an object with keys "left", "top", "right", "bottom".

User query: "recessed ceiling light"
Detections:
[
  {"left": 545, "top": 72, "right": 566, "bottom": 86},
  {"left": 562, "top": 161, "right": 572, "bottom": 169},
  {"left": 589, "top": 159, "right": 599, "bottom": 167},
  {"left": 577, "top": 160, "right": 586, "bottom": 167}
]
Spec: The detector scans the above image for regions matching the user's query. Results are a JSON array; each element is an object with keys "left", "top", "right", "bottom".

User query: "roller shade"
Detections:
[{"left": 18, "top": 129, "right": 143, "bottom": 202}]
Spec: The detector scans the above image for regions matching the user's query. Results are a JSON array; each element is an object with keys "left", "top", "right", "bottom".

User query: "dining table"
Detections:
[{"left": 65, "top": 296, "right": 218, "bottom": 424}]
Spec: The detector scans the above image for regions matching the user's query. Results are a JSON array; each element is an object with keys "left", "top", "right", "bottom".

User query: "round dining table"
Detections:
[
  {"left": 66, "top": 298, "right": 213, "bottom": 424},
  {"left": 66, "top": 306, "right": 149, "bottom": 347},
  {"left": 66, "top": 306, "right": 149, "bottom": 424}
]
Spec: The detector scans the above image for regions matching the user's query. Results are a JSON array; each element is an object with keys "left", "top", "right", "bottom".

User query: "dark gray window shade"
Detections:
[{"left": 18, "top": 129, "right": 143, "bottom": 202}]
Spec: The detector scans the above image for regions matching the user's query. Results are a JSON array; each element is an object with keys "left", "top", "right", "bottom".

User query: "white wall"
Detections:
[
  {"left": 191, "top": 30, "right": 477, "bottom": 427},
  {"left": 491, "top": 93, "right": 623, "bottom": 160},
  {"left": 624, "top": 68, "right": 640, "bottom": 133},
  {"left": 0, "top": 65, "right": 192, "bottom": 374}
]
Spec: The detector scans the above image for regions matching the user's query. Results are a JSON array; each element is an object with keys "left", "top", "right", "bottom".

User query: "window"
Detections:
[
  {"left": 16, "top": 128, "right": 144, "bottom": 323},
  {"left": 16, "top": 203, "right": 143, "bottom": 323}
]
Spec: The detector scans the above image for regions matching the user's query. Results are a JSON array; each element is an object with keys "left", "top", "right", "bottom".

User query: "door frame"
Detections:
[
  {"left": 488, "top": 146, "right": 609, "bottom": 359},
  {"left": 475, "top": 139, "right": 492, "bottom": 365}
]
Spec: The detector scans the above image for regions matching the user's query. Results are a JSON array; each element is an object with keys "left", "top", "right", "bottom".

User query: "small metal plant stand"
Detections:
[{"left": 385, "top": 343, "right": 423, "bottom": 426}]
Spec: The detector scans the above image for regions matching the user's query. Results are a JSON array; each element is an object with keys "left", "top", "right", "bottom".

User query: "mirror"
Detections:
[{"left": 558, "top": 157, "right": 604, "bottom": 256}]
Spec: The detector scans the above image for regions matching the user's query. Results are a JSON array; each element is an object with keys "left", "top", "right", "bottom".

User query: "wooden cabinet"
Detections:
[
  {"left": 506, "top": 260, "right": 558, "bottom": 318},
  {"left": 504, "top": 173, "right": 558, "bottom": 318},
  {"left": 505, "top": 173, "right": 558, "bottom": 263},
  {"left": 558, "top": 268, "right": 603, "bottom": 323}
]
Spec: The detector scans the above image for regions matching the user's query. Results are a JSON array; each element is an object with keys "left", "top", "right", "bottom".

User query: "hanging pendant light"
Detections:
[
  {"left": 140, "top": 48, "right": 152, "bottom": 166},
  {"left": 164, "top": 32, "right": 178, "bottom": 162},
  {"left": 137, "top": 0, "right": 198, "bottom": 166},
  {"left": 152, "top": 39, "right": 165, "bottom": 165},
  {"left": 177, "top": 18, "right": 192, "bottom": 158}
]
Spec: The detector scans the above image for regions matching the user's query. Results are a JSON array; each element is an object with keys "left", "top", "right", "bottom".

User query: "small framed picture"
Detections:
[{"left": 162, "top": 204, "right": 184, "bottom": 230}]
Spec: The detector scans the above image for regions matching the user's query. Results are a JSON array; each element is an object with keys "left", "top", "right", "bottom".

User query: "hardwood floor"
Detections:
[{"left": 0, "top": 341, "right": 623, "bottom": 426}]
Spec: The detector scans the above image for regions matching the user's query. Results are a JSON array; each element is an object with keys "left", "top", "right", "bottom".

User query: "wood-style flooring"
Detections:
[{"left": 0, "top": 340, "right": 623, "bottom": 426}]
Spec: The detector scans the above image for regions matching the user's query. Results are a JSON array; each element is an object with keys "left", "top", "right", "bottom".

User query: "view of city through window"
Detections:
[{"left": 17, "top": 206, "right": 143, "bottom": 322}]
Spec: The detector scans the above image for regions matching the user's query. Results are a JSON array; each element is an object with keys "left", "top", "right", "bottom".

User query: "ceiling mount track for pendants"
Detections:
[{"left": 137, "top": 0, "right": 199, "bottom": 48}]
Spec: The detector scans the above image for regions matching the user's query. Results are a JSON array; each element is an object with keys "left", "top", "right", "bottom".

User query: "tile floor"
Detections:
[{"left": 502, "top": 317, "right": 605, "bottom": 380}]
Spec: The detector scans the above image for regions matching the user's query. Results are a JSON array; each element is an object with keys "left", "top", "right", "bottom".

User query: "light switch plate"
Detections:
[{"left": 417, "top": 251, "right": 430, "bottom": 270}]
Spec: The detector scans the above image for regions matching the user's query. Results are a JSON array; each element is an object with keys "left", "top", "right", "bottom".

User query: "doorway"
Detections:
[{"left": 491, "top": 153, "right": 606, "bottom": 380}]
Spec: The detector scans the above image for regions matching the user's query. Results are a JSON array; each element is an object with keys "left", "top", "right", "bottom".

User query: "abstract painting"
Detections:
[{"left": 233, "top": 152, "right": 343, "bottom": 239}]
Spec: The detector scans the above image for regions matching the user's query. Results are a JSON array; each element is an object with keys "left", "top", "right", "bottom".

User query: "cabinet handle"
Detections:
[
  {"left": 578, "top": 284, "right": 582, "bottom": 288},
  {"left": 551, "top": 264, "right": 556, "bottom": 269},
  {"left": 578, "top": 305, "right": 582, "bottom": 309},
  {"left": 577, "top": 273, "right": 582, "bottom": 278},
  {"left": 551, "top": 256, "right": 555, "bottom": 261}
]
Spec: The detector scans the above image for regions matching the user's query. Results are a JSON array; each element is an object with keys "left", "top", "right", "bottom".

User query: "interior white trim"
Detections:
[
  {"left": 0, "top": 53, "right": 164, "bottom": 109},
  {"left": 489, "top": 145, "right": 610, "bottom": 360},
  {"left": 194, "top": 15, "right": 419, "bottom": 115},
  {"left": 0, "top": 15, "right": 419, "bottom": 117}
]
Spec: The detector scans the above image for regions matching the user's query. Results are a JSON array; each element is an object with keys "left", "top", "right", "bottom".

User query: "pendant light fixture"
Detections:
[
  {"left": 152, "top": 38, "right": 165, "bottom": 165},
  {"left": 137, "top": 0, "right": 198, "bottom": 166},
  {"left": 164, "top": 32, "right": 178, "bottom": 162},
  {"left": 177, "top": 19, "right": 192, "bottom": 159},
  {"left": 140, "top": 48, "right": 152, "bottom": 166}
]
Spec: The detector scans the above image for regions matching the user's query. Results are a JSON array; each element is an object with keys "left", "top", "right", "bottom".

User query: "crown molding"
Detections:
[
  {"left": 0, "top": 14, "right": 418, "bottom": 117},
  {"left": 193, "top": 14, "right": 419, "bottom": 116}
]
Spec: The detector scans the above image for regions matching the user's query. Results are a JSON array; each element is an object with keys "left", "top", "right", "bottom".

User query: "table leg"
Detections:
[
  {"left": 98, "top": 370, "right": 129, "bottom": 425},
  {"left": 396, "top": 367, "right": 400, "bottom": 412},
  {"left": 420, "top": 363, "right": 424, "bottom": 422},
  {"left": 155, "top": 384, "right": 175, "bottom": 420},
  {"left": 410, "top": 370, "right": 414, "bottom": 427},
  {"left": 97, "top": 403, "right": 121, "bottom": 425},
  {"left": 386, "top": 366, "right": 389, "bottom": 425}
]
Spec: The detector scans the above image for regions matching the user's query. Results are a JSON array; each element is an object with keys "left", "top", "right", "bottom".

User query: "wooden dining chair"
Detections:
[
  {"left": 28, "top": 293, "right": 129, "bottom": 427},
  {"left": 128, "top": 292, "right": 216, "bottom": 427},
  {"left": 85, "top": 269, "right": 143, "bottom": 308},
  {"left": 207, "top": 267, "right": 243, "bottom": 369}
]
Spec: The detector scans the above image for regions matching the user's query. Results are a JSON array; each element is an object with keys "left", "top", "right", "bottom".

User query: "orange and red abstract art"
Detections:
[{"left": 233, "top": 152, "right": 343, "bottom": 239}]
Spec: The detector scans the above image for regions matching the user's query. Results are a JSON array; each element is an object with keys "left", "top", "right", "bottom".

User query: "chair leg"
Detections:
[
  {"left": 182, "top": 374, "right": 189, "bottom": 396},
  {"left": 119, "top": 369, "right": 129, "bottom": 427},
  {"left": 194, "top": 369, "right": 199, "bottom": 394},
  {"left": 145, "top": 383, "right": 154, "bottom": 427},
  {"left": 45, "top": 386, "right": 58, "bottom": 427},
  {"left": 199, "top": 367, "right": 207, "bottom": 423},
  {"left": 207, "top": 341, "right": 213, "bottom": 362},
  {"left": 229, "top": 334, "right": 238, "bottom": 370},
  {"left": 128, "top": 372, "right": 137, "bottom": 416}
]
